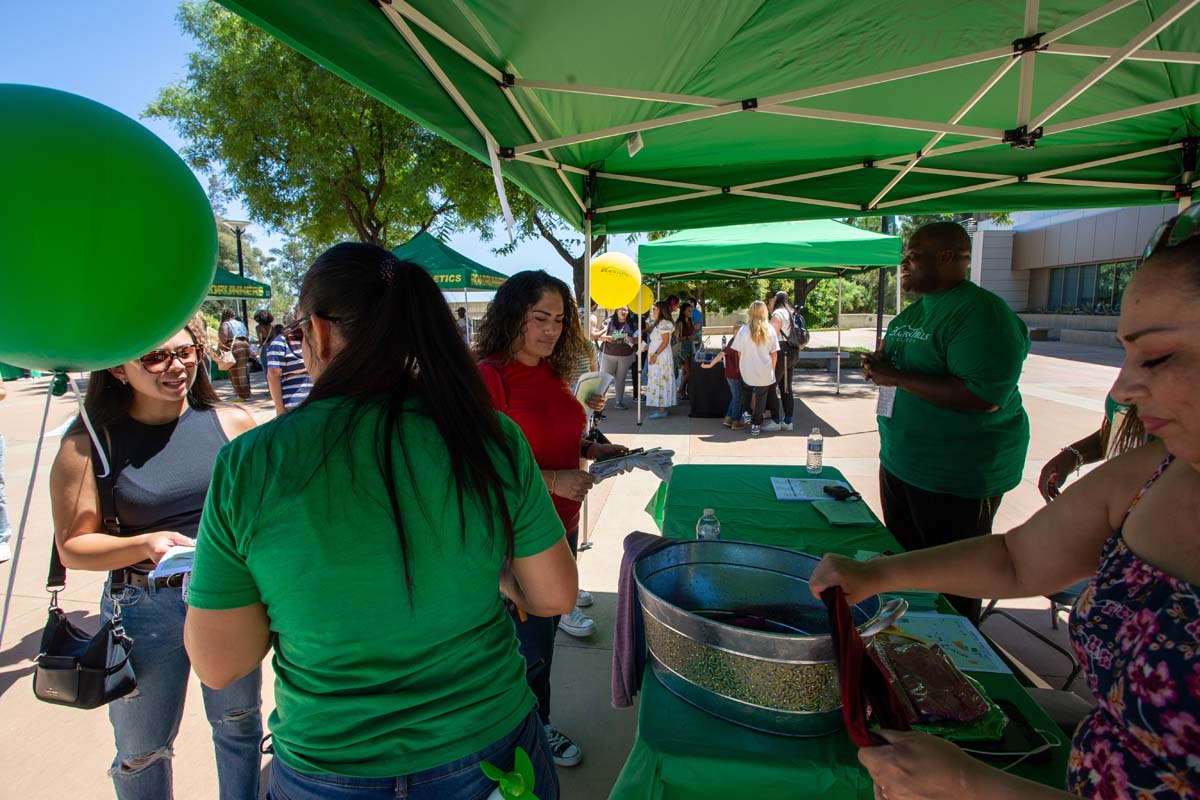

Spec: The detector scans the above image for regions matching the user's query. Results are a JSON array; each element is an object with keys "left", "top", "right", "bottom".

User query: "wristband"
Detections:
[{"left": 1061, "top": 446, "right": 1084, "bottom": 474}]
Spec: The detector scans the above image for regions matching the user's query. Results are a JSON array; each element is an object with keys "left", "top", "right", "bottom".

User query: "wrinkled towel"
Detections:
[
  {"left": 612, "top": 531, "right": 675, "bottom": 708},
  {"left": 821, "top": 586, "right": 911, "bottom": 746}
]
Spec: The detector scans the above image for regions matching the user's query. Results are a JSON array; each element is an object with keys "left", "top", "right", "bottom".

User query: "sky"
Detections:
[{"left": 1, "top": 2, "right": 641, "bottom": 294}]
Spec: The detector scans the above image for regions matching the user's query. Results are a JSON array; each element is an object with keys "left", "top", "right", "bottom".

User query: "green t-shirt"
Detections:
[
  {"left": 188, "top": 396, "right": 565, "bottom": 777},
  {"left": 878, "top": 281, "right": 1030, "bottom": 498}
]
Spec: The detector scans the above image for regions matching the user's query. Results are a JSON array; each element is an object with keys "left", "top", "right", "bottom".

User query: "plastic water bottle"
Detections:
[
  {"left": 807, "top": 427, "right": 824, "bottom": 474},
  {"left": 721, "top": 334, "right": 727, "bottom": 347},
  {"left": 696, "top": 509, "right": 721, "bottom": 541}
]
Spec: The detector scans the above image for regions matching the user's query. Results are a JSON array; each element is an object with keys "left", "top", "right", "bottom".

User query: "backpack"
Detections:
[{"left": 783, "top": 309, "right": 810, "bottom": 349}]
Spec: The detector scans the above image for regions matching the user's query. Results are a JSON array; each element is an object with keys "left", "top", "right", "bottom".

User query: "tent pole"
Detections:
[
  {"left": 464, "top": 288, "right": 470, "bottom": 346},
  {"left": 837, "top": 271, "right": 843, "bottom": 397},
  {"left": 582, "top": 215, "right": 592, "bottom": 552}
]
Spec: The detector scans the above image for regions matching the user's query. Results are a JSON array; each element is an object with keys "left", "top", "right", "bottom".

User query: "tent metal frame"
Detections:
[{"left": 374, "top": 0, "right": 1197, "bottom": 230}]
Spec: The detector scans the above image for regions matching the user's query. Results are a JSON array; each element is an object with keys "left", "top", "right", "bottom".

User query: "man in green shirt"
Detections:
[{"left": 862, "top": 221, "right": 1030, "bottom": 623}]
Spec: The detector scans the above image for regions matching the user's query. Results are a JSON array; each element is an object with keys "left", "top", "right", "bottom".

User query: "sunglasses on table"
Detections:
[
  {"left": 138, "top": 345, "right": 203, "bottom": 373},
  {"left": 1141, "top": 202, "right": 1200, "bottom": 264}
]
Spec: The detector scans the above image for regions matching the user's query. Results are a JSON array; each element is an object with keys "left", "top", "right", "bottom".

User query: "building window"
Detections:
[{"left": 1046, "top": 260, "right": 1135, "bottom": 313}]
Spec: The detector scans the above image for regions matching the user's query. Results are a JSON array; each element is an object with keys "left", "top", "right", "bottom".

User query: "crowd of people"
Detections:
[{"left": 27, "top": 207, "right": 1200, "bottom": 799}]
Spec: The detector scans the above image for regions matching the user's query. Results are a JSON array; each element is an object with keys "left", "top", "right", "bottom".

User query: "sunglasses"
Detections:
[
  {"left": 281, "top": 312, "right": 342, "bottom": 359},
  {"left": 139, "top": 345, "right": 202, "bottom": 373},
  {"left": 1141, "top": 202, "right": 1200, "bottom": 264}
]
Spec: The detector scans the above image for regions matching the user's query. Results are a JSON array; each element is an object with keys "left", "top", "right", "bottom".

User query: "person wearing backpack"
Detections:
[{"left": 768, "top": 291, "right": 807, "bottom": 432}]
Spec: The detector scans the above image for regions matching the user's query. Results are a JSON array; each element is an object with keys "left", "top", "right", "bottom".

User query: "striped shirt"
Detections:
[{"left": 265, "top": 335, "right": 313, "bottom": 411}]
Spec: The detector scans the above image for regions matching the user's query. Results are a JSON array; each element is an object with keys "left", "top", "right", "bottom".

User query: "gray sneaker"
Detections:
[
  {"left": 781, "top": 420, "right": 794, "bottom": 431},
  {"left": 750, "top": 424, "right": 761, "bottom": 437},
  {"left": 760, "top": 420, "right": 781, "bottom": 432},
  {"left": 558, "top": 607, "right": 595, "bottom": 638}
]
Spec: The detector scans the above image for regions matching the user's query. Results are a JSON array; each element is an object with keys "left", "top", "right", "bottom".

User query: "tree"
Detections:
[
  {"left": 146, "top": 1, "right": 500, "bottom": 249},
  {"left": 264, "top": 241, "right": 316, "bottom": 318}
]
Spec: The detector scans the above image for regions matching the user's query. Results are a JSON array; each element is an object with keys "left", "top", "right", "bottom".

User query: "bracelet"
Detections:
[
  {"left": 581, "top": 442, "right": 593, "bottom": 459},
  {"left": 1062, "top": 446, "right": 1084, "bottom": 474}
]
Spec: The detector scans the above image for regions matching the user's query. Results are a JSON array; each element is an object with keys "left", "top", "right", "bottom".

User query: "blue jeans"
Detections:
[
  {"left": 0, "top": 433, "right": 10, "bottom": 548},
  {"left": 101, "top": 581, "right": 263, "bottom": 800},
  {"left": 267, "top": 709, "right": 559, "bottom": 800},
  {"left": 724, "top": 378, "right": 743, "bottom": 420}
]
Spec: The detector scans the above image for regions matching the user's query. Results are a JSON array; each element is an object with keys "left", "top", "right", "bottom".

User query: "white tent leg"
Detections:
[
  {"left": 581, "top": 216, "right": 593, "bottom": 551},
  {"left": 635, "top": 316, "right": 643, "bottom": 428},
  {"left": 837, "top": 271, "right": 843, "bottom": 397}
]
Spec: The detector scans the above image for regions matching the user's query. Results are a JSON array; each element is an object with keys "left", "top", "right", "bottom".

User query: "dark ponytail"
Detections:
[{"left": 291, "top": 242, "right": 519, "bottom": 598}]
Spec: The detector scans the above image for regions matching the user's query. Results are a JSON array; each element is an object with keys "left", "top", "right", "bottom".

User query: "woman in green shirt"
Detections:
[{"left": 184, "top": 243, "right": 578, "bottom": 799}]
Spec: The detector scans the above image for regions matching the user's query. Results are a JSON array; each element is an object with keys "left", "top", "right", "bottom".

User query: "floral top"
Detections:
[{"left": 1068, "top": 455, "right": 1200, "bottom": 799}]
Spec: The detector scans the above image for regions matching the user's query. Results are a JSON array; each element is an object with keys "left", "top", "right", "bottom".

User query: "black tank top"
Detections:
[{"left": 105, "top": 407, "right": 228, "bottom": 539}]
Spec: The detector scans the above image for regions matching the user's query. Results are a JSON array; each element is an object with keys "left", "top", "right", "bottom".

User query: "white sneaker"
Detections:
[
  {"left": 544, "top": 722, "right": 582, "bottom": 767},
  {"left": 576, "top": 589, "right": 593, "bottom": 608},
  {"left": 760, "top": 420, "right": 781, "bottom": 432},
  {"left": 781, "top": 420, "right": 794, "bottom": 431},
  {"left": 0, "top": 541, "right": 9, "bottom": 563},
  {"left": 558, "top": 607, "right": 595, "bottom": 638}
]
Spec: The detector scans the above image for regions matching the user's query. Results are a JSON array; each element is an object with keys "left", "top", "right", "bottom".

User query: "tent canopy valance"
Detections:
[
  {"left": 392, "top": 231, "right": 508, "bottom": 290},
  {"left": 209, "top": 268, "right": 271, "bottom": 300},
  {"left": 219, "top": 0, "right": 1198, "bottom": 237},
  {"left": 638, "top": 219, "right": 901, "bottom": 280}
]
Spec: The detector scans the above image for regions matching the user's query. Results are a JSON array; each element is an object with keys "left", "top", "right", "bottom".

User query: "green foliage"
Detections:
[
  {"left": 147, "top": 1, "right": 500, "bottom": 248},
  {"left": 803, "top": 278, "right": 870, "bottom": 327}
]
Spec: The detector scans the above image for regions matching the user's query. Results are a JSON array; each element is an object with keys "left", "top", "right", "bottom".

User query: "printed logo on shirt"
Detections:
[{"left": 886, "top": 324, "right": 931, "bottom": 342}]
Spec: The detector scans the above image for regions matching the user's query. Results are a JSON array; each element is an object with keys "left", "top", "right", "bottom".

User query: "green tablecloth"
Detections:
[{"left": 612, "top": 464, "right": 1069, "bottom": 799}]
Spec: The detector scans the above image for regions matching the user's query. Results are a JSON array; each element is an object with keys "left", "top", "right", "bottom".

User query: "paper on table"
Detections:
[
  {"left": 876, "top": 386, "right": 896, "bottom": 418},
  {"left": 893, "top": 612, "right": 1011, "bottom": 674},
  {"left": 150, "top": 545, "right": 196, "bottom": 579},
  {"left": 574, "top": 371, "right": 615, "bottom": 405},
  {"left": 771, "top": 477, "right": 851, "bottom": 502}
]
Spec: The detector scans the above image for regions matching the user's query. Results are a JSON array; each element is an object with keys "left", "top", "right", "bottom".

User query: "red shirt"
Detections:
[
  {"left": 721, "top": 345, "right": 741, "bottom": 381},
  {"left": 479, "top": 356, "right": 587, "bottom": 532}
]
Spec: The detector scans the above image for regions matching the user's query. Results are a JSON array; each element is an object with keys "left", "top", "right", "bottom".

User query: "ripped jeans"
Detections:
[{"left": 101, "top": 580, "right": 263, "bottom": 800}]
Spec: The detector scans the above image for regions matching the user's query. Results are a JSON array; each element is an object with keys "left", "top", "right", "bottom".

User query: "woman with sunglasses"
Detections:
[
  {"left": 48, "top": 328, "right": 262, "bottom": 799},
  {"left": 184, "top": 245, "right": 577, "bottom": 800},
  {"left": 810, "top": 206, "right": 1200, "bottom": 799},
  {"left": 264, "top": 316, "right": 313, "bottom": 416},
  {"left": 474, "top": 270, "right": 628, "bottom": 769}
]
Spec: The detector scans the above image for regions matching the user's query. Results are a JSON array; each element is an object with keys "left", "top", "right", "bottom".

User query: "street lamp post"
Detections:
[{"left": 221, "top": 219, "right": 252, "bottom": 334}]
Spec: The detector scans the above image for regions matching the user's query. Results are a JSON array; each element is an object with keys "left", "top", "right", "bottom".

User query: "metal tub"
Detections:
[{"left": 634, "top": 540, "right": 906, "bottom": 737}]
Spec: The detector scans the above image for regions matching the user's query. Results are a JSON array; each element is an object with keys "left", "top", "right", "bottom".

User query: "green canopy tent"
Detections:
[
  {"left": 639, "top": 219, "right": 902, "bottom": 393},
  {"left": 208, "top": 268, "right": 272, "bottom": 301},
  {"left": 391, "top": 231, "right": 509, "bottom": 341},
  {"left": 219, "top": 0, "right": 1198, "bottom": 312}
]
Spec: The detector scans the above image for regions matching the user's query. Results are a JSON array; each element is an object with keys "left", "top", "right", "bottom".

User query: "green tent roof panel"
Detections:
[
  {"left": 209, "top": 268, "right": 271, "bottom": 300},
  {"left": 392, "top": 231, "right": 508, "bottom": 290}
]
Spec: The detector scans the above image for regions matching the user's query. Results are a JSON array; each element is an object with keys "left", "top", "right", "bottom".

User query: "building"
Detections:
[{"left": 971, "top": 205, "right": 1177, "bottom": 346}]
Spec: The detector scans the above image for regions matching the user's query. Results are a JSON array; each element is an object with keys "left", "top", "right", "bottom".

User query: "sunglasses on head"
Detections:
[
  {"left": 1141, "top": 202, "right": 1200, "bottom": 264},
  {"left": 138, "top": 345, "right": 202, "bottom": 373},
  {"left": 281, "top": 312, "right": 343, "bottom": 358}
]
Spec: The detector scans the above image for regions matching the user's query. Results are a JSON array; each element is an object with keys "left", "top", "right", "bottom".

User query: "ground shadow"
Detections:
[
  {"left": 0, "top": 607, "right": 95, "bottom": 698},
  {"left": 1029, "top": 341, "right": 1123, "bottom": 368}
]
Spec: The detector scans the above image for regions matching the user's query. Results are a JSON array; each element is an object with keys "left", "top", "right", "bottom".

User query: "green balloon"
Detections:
[{"left": 0, "top": 85, "right": 217, "bottom": 372}]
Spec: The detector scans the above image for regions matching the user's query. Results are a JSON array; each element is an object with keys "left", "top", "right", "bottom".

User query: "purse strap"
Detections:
[{"left": 46, "top": 426, "right": 126, "bottom": 599}]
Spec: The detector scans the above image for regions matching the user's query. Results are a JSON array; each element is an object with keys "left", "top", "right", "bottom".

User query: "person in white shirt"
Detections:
[
  {"left": 768, "top": 291, "right": 800, "bottom": 431},
  {"left": 731, "top": 301, "right": 780, "bottom": 436}
]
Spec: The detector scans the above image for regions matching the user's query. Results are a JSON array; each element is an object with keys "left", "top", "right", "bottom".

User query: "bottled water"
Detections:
[
  {"left": 721, "top": 334, "right": 727, "bottom": 347},
  {"left": 806, "top": 427, "right": 824, "bottom": 474},
  {"left": 696, "top": 508, "right": 721, "bottom": 541}
]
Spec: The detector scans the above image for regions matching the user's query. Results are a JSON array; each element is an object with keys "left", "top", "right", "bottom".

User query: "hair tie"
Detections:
[{"left": 379, "top": 256, "right": 399, "bottom": 285}]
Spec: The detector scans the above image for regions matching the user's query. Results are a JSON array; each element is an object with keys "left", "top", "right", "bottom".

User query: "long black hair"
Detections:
[
  {"left": 608, "top": 306, "right": 634, "bottom": 336},
  {"left": 473, "top": 270, "right": 590, "bottom": 380},
  {"left": 290, "top": 242, "right": 520, "bottom": 597},
  {"left": 66, "top": 327, "right": 220, "bottom": 436}
]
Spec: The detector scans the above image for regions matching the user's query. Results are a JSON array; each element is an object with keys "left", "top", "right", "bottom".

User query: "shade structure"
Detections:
[
  {"left": 219, "top": 0, "right": 1198, "bottom": 236},
  {"left": 209, "top": 268, "right": 271, "bottom": 300},
  {"left": 392, "top": 231, "right": 508, "bottom": 290},
  {"left": 639, "top": 219, "right": 901, "bottom": 280}
]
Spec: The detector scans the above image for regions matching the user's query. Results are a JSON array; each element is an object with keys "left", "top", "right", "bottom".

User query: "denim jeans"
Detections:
[
  {"left": 510, "top": 529, "right": 578, "bottom": 724},
  {"left": 100, "top": 581, "right": 263, "bottom": 800},
  {"left": 724, "top": 378, "right": 743, "bottom": 420},
  {"left": 267, "top": 709, "right": 559, "bottom": 800},
  {"left": 0, "top": 433, "right": 10, "bottom": 548}
]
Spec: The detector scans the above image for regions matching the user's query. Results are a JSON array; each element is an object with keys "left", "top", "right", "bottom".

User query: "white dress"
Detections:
[{"left": 645, "top": 321, "right": 677, "bottom": 408}]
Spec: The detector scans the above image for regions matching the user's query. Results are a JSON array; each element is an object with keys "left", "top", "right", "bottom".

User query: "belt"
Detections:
[{"left": 121, "top": 569, "right": 185, "bottom": 590}]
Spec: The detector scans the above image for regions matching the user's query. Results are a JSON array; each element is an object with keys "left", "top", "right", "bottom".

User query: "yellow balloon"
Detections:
[
  {"left": 629, "top": 285, "right": 655, "bottom": 314},
  {"left": 590, "top": 252, "right": 641, "bottom": 308}
]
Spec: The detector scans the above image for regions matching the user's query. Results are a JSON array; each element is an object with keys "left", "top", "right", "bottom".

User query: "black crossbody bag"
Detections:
[{"left": 33, "top": 431, "right": 136, "bottom": 708}]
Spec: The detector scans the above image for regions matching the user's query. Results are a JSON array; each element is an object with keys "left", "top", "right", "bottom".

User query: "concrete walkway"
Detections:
[{"left": 0, "top": 332, "right": 1120, "bottom": 798}]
